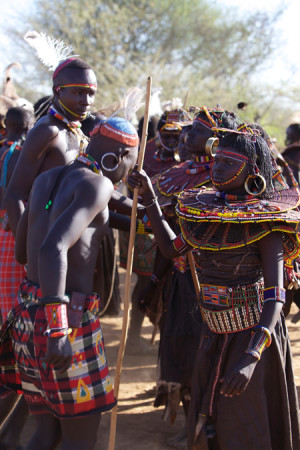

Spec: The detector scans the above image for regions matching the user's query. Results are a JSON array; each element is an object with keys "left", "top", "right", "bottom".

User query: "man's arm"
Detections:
[
  {"left": 109, "top": 189, "right": 146, "bottom": 219},
  {"left": 4, "top": 124, "right": 58, "bottom": 236}
]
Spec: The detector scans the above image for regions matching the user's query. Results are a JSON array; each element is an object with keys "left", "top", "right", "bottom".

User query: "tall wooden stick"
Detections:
[{"left": 108, "top": 77, "right": 152, "bottom": 450}]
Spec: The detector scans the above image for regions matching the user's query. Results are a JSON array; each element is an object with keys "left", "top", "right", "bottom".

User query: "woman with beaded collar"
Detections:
[{"left": 129, "top": 130, "right": 300, "bottom": 449}]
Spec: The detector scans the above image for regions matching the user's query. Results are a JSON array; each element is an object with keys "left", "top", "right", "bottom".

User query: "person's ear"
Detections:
[
  {"left": 119, "top": 148, "right": 130, "bottom": 160},
  {"left": 52, "top": 86, "right": 61, "bottom": 97}
]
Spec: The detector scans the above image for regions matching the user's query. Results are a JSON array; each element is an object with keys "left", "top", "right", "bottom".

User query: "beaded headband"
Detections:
[
  {"left": 214, "top": 149, "right": 250, "bottom": 163},
  {"left": 58, "top": 83, "right": 97, "bottom": 90},
  {"left": 52, "top": 57, "right": 79, "bottom": 80}
]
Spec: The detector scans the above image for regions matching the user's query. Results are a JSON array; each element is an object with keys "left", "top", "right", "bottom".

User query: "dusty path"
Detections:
[{"left": 19, "top": 268, "right": 300, "bottom": 449}]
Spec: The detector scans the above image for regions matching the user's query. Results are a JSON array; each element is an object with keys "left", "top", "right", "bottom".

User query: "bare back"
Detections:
[{"left": 22, "top": 163, "right": 113, "bottom": 295}]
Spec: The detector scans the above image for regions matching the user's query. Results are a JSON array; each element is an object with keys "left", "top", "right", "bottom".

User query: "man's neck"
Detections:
[{"left": 51, "top": 100, "right": 80, "bottom": 124}]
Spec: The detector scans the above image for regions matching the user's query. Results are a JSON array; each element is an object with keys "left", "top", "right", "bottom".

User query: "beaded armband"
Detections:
[
  {"left": 263, "top": 286, "right": 286, "bottom": 304},
  {"left": 245, "top": 325, "right": 272, "bottom": 361},
  {"left": 172, "top": 234, "right": 189, "bottom": 255},
  {"left": 44, "top": 303, "right": 70, "bottom": 339}
]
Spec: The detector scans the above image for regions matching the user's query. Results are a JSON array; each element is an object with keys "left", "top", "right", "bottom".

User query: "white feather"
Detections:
[
  {"left": 24, "top": 31, "right": 76, "bottom": 71},
  {"left": 149, "top": 89, "right": 163, "bottom": 117},
  {"left": 123, "top": 87, "right": 144, "bottom": 121}
]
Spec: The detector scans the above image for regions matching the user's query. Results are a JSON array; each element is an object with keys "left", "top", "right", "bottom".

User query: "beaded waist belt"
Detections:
[
  {"left": 200, "top": 282, "right": 263, "bottom": 333},
  {"left": 18, "top": 279, "right": 100, "bottom": 313}
]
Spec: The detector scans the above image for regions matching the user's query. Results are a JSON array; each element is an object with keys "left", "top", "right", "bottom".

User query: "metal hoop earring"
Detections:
[
  {"left": 205, "top": 137, "right": 219, "bottom": 157},
  {"left": 101, "top": 153, "right": 120, "bottom": 172},
  {"left": 244, "top": 174, "right": 266, "bottom": 196}
]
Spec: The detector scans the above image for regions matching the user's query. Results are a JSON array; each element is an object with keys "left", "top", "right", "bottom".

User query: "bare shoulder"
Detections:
[
  {"left": 24, "top": 115, "right": 65, "bottom": 152},
  {"left": 75, "top": 172, "right": 114, "bottom": 205}
]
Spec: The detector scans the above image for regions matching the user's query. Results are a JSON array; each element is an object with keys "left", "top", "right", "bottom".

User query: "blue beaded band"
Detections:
[{"left": 263, "top": 286, "right": 286, "bottom": 304}]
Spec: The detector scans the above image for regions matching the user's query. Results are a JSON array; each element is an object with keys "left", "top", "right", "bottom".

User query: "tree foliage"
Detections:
[{"left": 10, "top": 0, "right": 282, "bottom": 111}]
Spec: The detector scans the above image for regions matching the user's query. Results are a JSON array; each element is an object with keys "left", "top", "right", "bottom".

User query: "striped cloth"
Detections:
[
  {"left": 0, "top": 280, "right": 116, "bottom": 418},
  {"left": 0, "top": 227, "right": 26, "bottom": 321}
]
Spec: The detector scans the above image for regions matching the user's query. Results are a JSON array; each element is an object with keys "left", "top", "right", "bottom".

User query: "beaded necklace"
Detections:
[
  {"left": 215, "top": 191, "right": 254, "bottom": 202},
  {"left": 49, "top": 106, "right": 89, "bottom": 152},
  {"left": 76, "top": 153, "right": 101, "bottom": 174}
]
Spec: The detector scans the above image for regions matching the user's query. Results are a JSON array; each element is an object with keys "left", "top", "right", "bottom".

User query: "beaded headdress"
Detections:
[{"left": 91, "top": 117, "right": 139, "bottom": 147}]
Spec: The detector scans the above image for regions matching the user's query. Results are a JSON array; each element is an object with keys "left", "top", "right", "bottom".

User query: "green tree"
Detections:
[{"left": 9, "top": 0, "right": 282, "bottom": 110}]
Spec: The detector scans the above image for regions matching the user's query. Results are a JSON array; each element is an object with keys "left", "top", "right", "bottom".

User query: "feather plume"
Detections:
[
  {"left": 122, "top": 87, "right": 144, "bottom": 121},
  {"left": 149, "top": 88, "right": 163, "bottom": 118},
  {"left": 24, "top": 31, "right": 76, "bottom": 71}
]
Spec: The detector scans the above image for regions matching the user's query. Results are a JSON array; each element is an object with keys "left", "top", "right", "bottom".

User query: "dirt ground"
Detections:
[{"left": 19, "top": 268, "right": 300, "bottom": 450}]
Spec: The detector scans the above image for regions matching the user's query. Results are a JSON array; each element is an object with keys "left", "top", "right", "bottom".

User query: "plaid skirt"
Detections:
[
  {"left": 0, "top": 228, "right": 26, "bottom": 320},
  {"left": 0, "top": 280, "right": 116, "bottom": 418}
]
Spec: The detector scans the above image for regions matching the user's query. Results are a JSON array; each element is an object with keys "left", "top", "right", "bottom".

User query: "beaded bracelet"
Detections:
[
  {"left": 172, "top": 234, "right": 189, "bottom": 255},
  {"left": 245, "top": 325, "right": 272, "bottom": 360},
  {"left": 44, "top": 303, "right": 69, "bottom": 330},
  {"left": 263, "top": 286, "right": 286, "bottom": 304},
  {"left": 143, "top": 196, "right": 158, "bottom": 208},
  {"left": 44, "top": 327, "right": 72, "bottom": 338}
]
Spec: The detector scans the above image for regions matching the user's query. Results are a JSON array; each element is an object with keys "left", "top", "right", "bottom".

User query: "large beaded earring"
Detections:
[{"left": 101, "top": 153, "right": 120, "bottom": 172}]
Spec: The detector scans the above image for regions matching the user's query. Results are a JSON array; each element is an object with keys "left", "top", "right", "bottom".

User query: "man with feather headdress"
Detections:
[
  {"left": 1, "top": 31, "right": 98, "bottom": 450},
  {"left": 5, "top": 31, "right": 98, "bottom": 236}
]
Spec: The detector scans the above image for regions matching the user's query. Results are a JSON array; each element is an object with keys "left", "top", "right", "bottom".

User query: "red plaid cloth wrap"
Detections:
[
  {"left": 0, "top": 279, "right": 116, "bottom": 417},
  {"left": 0, "top": 228, "right": 26, "bottom": 320}
]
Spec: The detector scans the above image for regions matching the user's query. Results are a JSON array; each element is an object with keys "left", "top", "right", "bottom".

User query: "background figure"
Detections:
[
  {"left": 0, "top": 106, "right": 33, "bottom": 450},
  {"left": 282, "top": 123, "right": 300, "bottom": 322}
]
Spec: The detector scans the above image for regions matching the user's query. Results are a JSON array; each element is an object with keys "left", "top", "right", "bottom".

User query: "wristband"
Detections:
[
  {"left": 44, "top": 327, "right": 72, "bottom": 338},
  {"left": 143, "top": 196, "right": 158, "bottom": 208},
  {"left": 245, "top": 325, "right": 272, "bottom": 361},
  {"left": 172, "top": 234, "right": 189, "bottom": 255},
  {"left": 44, "top": 303, "right": 68, "bottom": 330}
]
